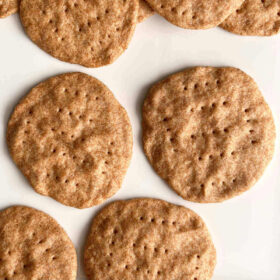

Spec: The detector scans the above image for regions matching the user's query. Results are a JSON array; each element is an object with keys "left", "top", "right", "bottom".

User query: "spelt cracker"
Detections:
[
  {"left": 144, "top": 0, "right": 244, "bottom": 29},
  {"left": 0, "top": 0, "right": 18, "bottom": 18},
  {"left": 7, "top": 72, "right": 133, "bottom": 208},
  {"left": 0, "top": 205, "right": 77, "bottom": 280},
  {"left": 220, "top": 0, "right": 280, "bottom": 36},
  {"left": 142, "top": 67, "right": 275, "bottom": 203},
  {"left": 84, "top": 198, "right": 216, "bottom": 280},
  {"left": 20, "top": 0, "right": 139, "bottom": 67},
  {"left": 138, "top": 0, "right": 154, "bottom": 22}
]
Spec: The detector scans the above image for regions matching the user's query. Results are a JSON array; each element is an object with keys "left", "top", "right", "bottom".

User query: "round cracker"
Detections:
[
  {"left": 142, "top": 67, "right": 275, "bottom": 203},
  {"left": 0, "top": 0, "right": 18, "bottom": 18},
  {"left": 0, "top": 206, "right": 77, "bottom": 280},
  {"left": 220, "top": 0, "right": 280, "bottom": 36},
  {"left": 144, "top": 0, "right": 244, "bottom": 29},
  {"left": 138, "top": 0, "right": 154, "bottom": 23},
  {"left": 84, "top": 198, "right": 216, "bottom": 280},
  {"left": 7, "top": 72, "right": 133, "bottom": 208},
  {"left": 19, "top": 0, "right": 138, "bottom": 67}
]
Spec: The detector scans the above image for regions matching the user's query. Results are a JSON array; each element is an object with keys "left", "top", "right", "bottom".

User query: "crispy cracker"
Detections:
[
  {"left": 0, "top": 0, "right": 18, "bottom": 18},
  {"left": 20, "top": 0, "right": 139, "bottom": 67},
  {"left": 142, "top": 67, "right": 275, "bottom": 203},
  {"left": 220, "top": 0, "right": 280, "bottom": 36},
  {"left": 0, "top": 205, "right": 77, "bottom": 280},
  {"left": 145, "top": 0, "right": 244, "bottom": 29},
  {"left": 84, "top": 198, "right": 216, "bottom": 280},
  {"left": 138, "top": 0, "right": 154, "bottom": 22},
  {"left": 7, "top": 72, "right": 133, "bottom": 208}
]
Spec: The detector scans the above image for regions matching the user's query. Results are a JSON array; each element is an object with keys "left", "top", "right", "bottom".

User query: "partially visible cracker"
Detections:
[
  {"left": 84, "top": 198, "right": 216, "bottom": 280},
  {"left": 145, "top": 0, "right": 244, "bottom": 29},
  {"left": 0, "top": 0, "right": 18, "bottom": 18},
  {"left": 7, "top": 72, "right": 133, "bottom": 208},
  {"left": 20, "top": 0, "right": 139, "bottom": 67},
  {"left": 138, "top": 0, "right": 154, "bottom": 23},
  {"left": 220, "top": 0, "right": 280, "bottom": 36},
  {"left": 0, "top": 205, "right": 77, "bottom": 280},
  {"left": 142, "top": 67, "right": 275, "bottom": 203}
]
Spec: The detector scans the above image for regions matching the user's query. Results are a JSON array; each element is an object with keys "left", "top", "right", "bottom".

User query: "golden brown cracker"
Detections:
[
  {"left": 138, "top": 0, "right": 154, "bottom": 22},
  {"left": 84, "top": 198, "right": 216, "bottom": 280},
  {"left": 142, "top": 67, "right": 275, "bottom": 203},
  {"left": 0, "top": 0, "right": 18, "bottom": 18},
  {"left": 7, "top": 72, "right": 133, "bottom": 208},
  {"left": 220, "top": 0, "right": 280, "bottom": 36},
  {"left": 0, "top": 205, "right": 77, "bottom": 280},
  {"left": 20, "top": 0, "right": 139, "bottom": 67},
  {"left": 145, "top": 0, "right": 244, "bottom": 29}
]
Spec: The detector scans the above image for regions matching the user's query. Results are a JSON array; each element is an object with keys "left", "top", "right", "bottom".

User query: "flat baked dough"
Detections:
[
  {"left": 84, "top": 198, "right": 216, "bottom": 280},
  {"left": 7, "top": 73, "right": 133, "bottom": 208},
  {"left": 20, "top": 0, "right": 139, "bottom": 67},
  {"left": 145, "top": 0, "right": 245, "bottom": 29},
  {"left": 0, "top": 0, "right": 18, "bottom": 18},
  {"left": 143, "top": 67, "right": 275, "bottom": 203},
  {"left": 0, "top": 206, "right": 77, "bottom": 280},
  {"left": 220, "top": 0, "right": 280, "bottom": 36}
]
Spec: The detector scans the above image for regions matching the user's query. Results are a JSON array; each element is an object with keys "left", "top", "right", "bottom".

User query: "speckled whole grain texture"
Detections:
[
  {"left": 7, "top": 72, "right": 133, "bottom": 208},
  {"left": 144, "top": 0, "right": 244, "bottom": 29},
  {"left": 0, "top": 205, "right": 77, "bottom": 280},
  {"left": 220, "top": 0, "right": 280, "bottom": 36},
  {"left": 84, "top": 198, "right": 216, "bottom": 280},
  {"left": 142, "top": 67, "right": 275, "bottom": 203},
  {"left": 138, "top": 0, "right": 154, "bottom": 22},
  {"left": 0, "top": 0, "right": 18, "bottom": 18},
  {"left": 20, "top": 0, "right": 138, "bottom": 67}
]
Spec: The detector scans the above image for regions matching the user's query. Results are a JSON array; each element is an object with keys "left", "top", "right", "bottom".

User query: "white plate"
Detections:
[{"left": 0, "top": 14, "right": 279, "bottom": 280}]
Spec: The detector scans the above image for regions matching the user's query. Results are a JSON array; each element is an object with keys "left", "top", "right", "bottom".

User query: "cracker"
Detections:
[
  {"left": 142, "top": 67, "right": 275, "bottom": 203},
  {"left": 84, "top": 198, "right": 216, "bottom": 280},
  {"left": 0, "top": 205, "right": 77, "bottom": 280},
  {"left": 138, "top": 0, "right": 154, "bottom": 23},
  {"left": 7, "top": 72, "right": 133, "bottom": 208},
  {"left": 144, "top": 0, "right": 244, "bottom": 29},
  {"left": 0, "top": 0, "right": 18, "bottom": 18},
  {"left": 19, "top": 0, "right": 139, "bottom": 67},
  {"left": 220, "top": 0, "right": 280, "bottom": 36}
]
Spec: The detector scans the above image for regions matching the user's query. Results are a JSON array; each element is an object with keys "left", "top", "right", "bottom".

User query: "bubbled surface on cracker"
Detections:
[
  {"left": 220, "top": 0, "right": 280, "bottom": 36},
  {"left": 145, "top": 0, "right": 245, "bottom": 29},
  {"left": 0, "top": 0, "right": 18, "bottom": 18},
  {"left": 7, "top": 72, "right": 133, "bottom": 208},
  {"left": 84, "top": 198, "right": 216, "bottom": 280},
  {"left": 0, "top": 206, "right": 77, "bottom": 280},
  {"left": 20, "top": 0, "right": 139, "bottom": 67},
  {"left": 142, "top": 67, "right": 275, "bottom": 203},
  {"left": 138, "top": 0, "right": 154, "bottom": 22}
]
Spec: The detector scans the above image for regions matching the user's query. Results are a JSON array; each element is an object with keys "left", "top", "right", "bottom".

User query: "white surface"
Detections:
[{"left": 0, "top": 14, "right": 279, "bottom": 280}]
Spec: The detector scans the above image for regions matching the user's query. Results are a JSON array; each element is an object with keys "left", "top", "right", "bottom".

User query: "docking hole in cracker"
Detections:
[
  {"left": 220, "top": 0, "right": 280, "bottom": 36},
  {"left": 20, "top": 0, "right": 139, "bottom": 67},
  {"left": 84, "top": 198, "right": 216, "bottom": 280},
  {"left": 145, "top": 0, "right": 245, "bottom": 29},
  {"left": 142, "top": 67, "right": 275, "bottom": 203},
  {"left": 0, "top": 205, "right": 77, "bottom": 280},
  {"left": 7, "top": 72, "right": 133, "bottom": 208}
]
